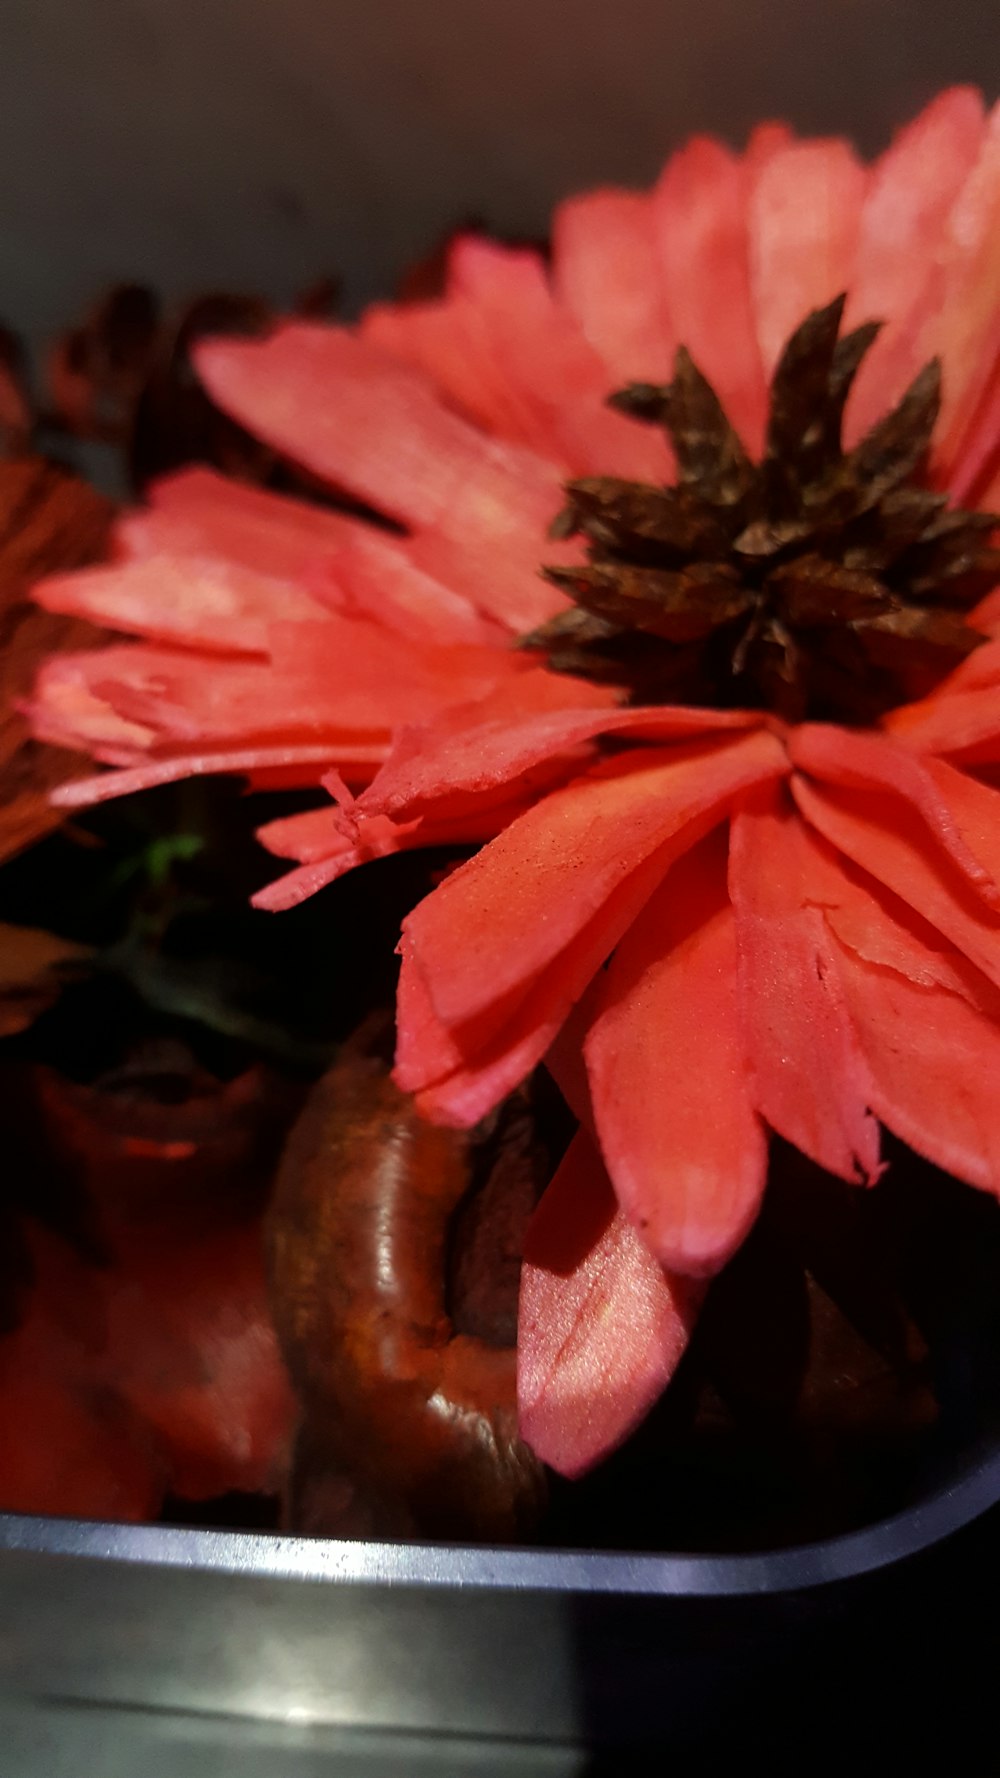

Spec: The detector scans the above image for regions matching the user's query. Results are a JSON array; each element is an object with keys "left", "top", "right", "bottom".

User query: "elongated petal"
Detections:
[
  {"left": 253, "top": 799, "right": 529, "bottom": 913},
  {"left": 51, "top": 744, "right": 365, "bottom": 810},
  {"left": 886, "top": 684, "right": 1000, "bottom": 760},
  {"left": 366, "top": 686, "right": 758, "bottom": 825},
  {"left": 552, "top": 189, "right": 674, "bottom": 385},
  {"left": 404, "top": 729, "right": 786, "bottom": 1035},
  {"left": 848, "top": 961, "right": 1000, "bottom": 1196},
  {"left": 654, "top": 137, "right": 768, "bottom": 453},
  {"left": 585, "top": 833, "right": 768, "bottom": 1276},
  {"left": 789, "top": 723, "right": 1000, "bottom": 908},
  {"left": 313, "top": 531, "right": 504, "bottom": 647},
  {"left": 517, "top": 1131, "right": 698, "bottom": 1477},
  {"left": 381, "top": 238, "right": 669, "bottom": 481},
  {"left": 396, "top": 836, "right": 691, "bottom": 1127},
  {"left": 929, "top": 101, "right": 1000, "bottom": 477},
  {"left": 758, "top": 810, "right": 1000, "bottom": 1197},
  {"left": 825, "top": 903, "right": 1000, "bottom": 1197},
  {"left": 36, "top": 553, "right": 323, "bottom": 656},
  {"left": 729, "top": 783, "right": 881, "bottom": 1183},
  {"left": 845, "top": 86, "right": 985, "bottom": 442},
  {"left": 117, "top": 466, "right": 364, "bottom": 577},
  {"left": 29, "top": 649, "right": 158, "bottom": 759},
  {"left": 793, "top": 817, "right": 997, "bottom": 1005},
  {"left": 792, "top": 773, "right": 1000, "bottom": 993},
  {"left": 362, "top": 294, "right": 553, "bottom": 460},
  {"left": 195, "top": 325, "right": 568, "bottom": 632},
  {"left": 748, "top": 139, "right": 867, "bottom": 373},
  {"left": 64, "top": 620, "right": 514, "bottom": 756}
]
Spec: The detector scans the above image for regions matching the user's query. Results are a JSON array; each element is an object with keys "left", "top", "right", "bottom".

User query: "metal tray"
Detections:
[{"left": 2, "top": 1439, "right": 999, "bottom": 1756}]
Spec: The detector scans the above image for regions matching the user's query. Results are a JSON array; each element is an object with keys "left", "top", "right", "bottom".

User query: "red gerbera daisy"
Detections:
[{"left": 30, "top": 86, "right": 1000, "bottom": 1476}]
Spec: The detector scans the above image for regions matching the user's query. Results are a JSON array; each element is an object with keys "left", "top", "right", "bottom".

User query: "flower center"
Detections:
[{"left": 525, "top": 296, "right": 1000, "bottom": 724}]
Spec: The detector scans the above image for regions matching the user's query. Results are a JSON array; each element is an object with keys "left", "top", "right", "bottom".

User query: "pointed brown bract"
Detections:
[{"left": 531, "top": 298, "right": 1000, "bottom": 722}]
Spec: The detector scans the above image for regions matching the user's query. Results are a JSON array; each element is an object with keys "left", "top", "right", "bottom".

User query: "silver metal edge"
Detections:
[{"left": 2, "top": 1439, "right": 999, "bottom": 1596}]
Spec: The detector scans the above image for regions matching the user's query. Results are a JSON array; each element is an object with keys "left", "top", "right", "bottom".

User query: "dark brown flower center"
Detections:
[{"left": 525, "top": 296, "right": 1000, "bottom": 724}]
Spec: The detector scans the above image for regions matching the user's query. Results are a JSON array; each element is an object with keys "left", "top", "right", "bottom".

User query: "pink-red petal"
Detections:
[
  {"left": 194, "top": 324, "right": 568, "bottom": 633},
  {"left": 365, "top": 684, "right": 757, "bottom": 826},
  {"left": 729, "top": 783, "right": 881, "bottom": 1184},
  {"left": 653, "top": 137, "right": 768, "bottom": 454},
  {"left": 748, "top": 139, "right": 867, "bottom": 375},
  {"left": 791, "top": 772, "right": 1000, "bottom": 994},
  {"left": 585, "top": 833, "right": 768, "bottom": 1276},
  {"left": 116, "top": 466, "right": 364, "bottom": 578},
  {"left": 404, "top": 729, "right": 786, "bottom": 1035},
  {"left": 551, "top": 188, "right": 675, "bottom": 388},
  {"left": 35, "top": 553, "right": 323, "bottom": 656},
  {"left": 789, "top": 723, "right": 1000, "bottom": 909},
  {"left": 844, "top": 85, "right": 986, "bottom": 443},
  {"left": 517, "top": 1131, "right": 699, "bottom": 1478}
]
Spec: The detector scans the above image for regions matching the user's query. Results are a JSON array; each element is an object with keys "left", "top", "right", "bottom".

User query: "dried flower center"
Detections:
[{"left": 525, "top": 296, "right": 1000, "bottom": 724}]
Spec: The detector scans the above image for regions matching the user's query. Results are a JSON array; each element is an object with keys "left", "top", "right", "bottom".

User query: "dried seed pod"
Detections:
[{"left": 267, "top": 1037, "right": 547, "bottom": 1541}]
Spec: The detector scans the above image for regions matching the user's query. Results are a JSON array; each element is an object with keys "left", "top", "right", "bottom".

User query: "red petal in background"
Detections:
[
  {"left": 103, "top": 1224, "right": 296, "bottom": 1500},
  {"left": 118, "top": 466, "right": 363, "bottom": 579},
  {"left": 36, "top": 552, "right": 323, "bottom": 656},
  {"left": 518, "top": 1131, "right": 699, "bottom": 1478},
  {"left": 845, "top": 85, "right": 985, "bottom": 444},
  {"left": 194, "top": 325, "right": 566, "bottom": 634},
  {"left": 551, "top": 188, "right": 675, "bottom": 391},
  {"left": 748, "top": 138, "right": 868, "bottom": 376},
  {"left": 0, "top": 1236, "right": 163, "bottom": 1522},
  {"left": 654, "top": 136, "right": 768, "bottom": 454}
]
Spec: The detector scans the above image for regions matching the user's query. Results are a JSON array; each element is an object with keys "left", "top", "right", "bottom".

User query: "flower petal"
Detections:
[
  {"left": 748, "top": 139, "right": 868, "bottom": 374},
  {"left": 312, "top": 531, "right": 505, "bottom": 647},
  {"left": 729, "top": 782, "right": 881, "bottom": 1184},
  {"left": 844, "top": 86, "right": 986, "bottom": 442},
  {"left": 365, "top": 684, "right": 758, "bottom": 826},
  {"left": 253, "top": 798, "right": 528, "bottom": 913},
  {"left": 551, "top": 188, "right": 675, "bottom": 386},
  {"left": 51, "top": 744, "right": 366, "bottom": 810},
  {"left": 789, "top": 723, "right": 1000, "bottom": 909},
  {"left": 376, "top": 237, "right": 670, "bottom": 482},
  {"left": 396, "top": 839, "right": 691, "bottom": 1127},
  {"left": 517, "top": 1130, "right": 698, "bottom": 1478},
  {"left": 653, "top": 137, "right": 768, "bottom": 454},
  {"left": 117, "top": 466, "right": 364, "bottom": 578},
  {"left": 929, "top": 100, "right": 1000, "bottom": 479},
  {"left": 791, "top": 772, "right": 1000, "bottom": 994},
  {"left": 771, "top": 810, "right": 1000, "bottom": 1193},
  {"left": 844, "top": 960, "right": 1000, "bottom": 1197},
  {"left": 36, "top": 553, "right": 323, "bottom": 656},
  {"left": 194, "top": 324, "right": 568, "bottom": 632},
  {"left": 404, "top": 729, "right": 787, "bottom": 1034},
  {"left": 585, "top": 832, "right": 768, "bottom": 1276}
]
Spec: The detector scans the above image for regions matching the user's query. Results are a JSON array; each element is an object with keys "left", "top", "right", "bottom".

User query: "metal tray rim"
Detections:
[{"left": 3, "top": 1438, "right": 999, "bottom": 1598}]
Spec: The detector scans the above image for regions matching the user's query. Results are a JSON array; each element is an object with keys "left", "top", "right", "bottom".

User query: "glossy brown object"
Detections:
[{"left": 268, "top": 1044, "right": 546, "bottom": 1541}]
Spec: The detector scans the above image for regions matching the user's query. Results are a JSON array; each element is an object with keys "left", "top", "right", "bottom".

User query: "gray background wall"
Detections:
[{"left": 0, "top": 0, "right": 997, "bottom": 346}]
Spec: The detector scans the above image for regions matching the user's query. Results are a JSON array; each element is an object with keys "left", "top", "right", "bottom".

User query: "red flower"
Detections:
[{"left": 30, "top": 87, "right": 1000, "bottom": 1475}]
